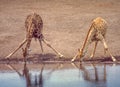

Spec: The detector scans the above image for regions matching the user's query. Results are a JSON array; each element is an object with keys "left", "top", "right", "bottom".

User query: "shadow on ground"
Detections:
[{"left": 0, "top": 54, "right": 120, "bottom": 64}]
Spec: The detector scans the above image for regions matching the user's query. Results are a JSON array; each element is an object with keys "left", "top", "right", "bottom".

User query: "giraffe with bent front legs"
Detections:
[
  {"left": 6, "top": 13, "right": 64, "bottom": 62},
  {"left": 71, "top": 17, "right": 117, "bottom": 62}
]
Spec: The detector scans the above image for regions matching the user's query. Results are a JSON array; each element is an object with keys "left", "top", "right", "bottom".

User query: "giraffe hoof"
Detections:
[
  {"left": 71, "top": 59, "right": 75, "bottom": 62},
  {"left": 112, "top": 57, "right": 117, "bottom": 63},
  {"left": 5, "top": 53, "right": 13, "bottom": 59},
  {"left": 80, "top": 58, "right": 84, "bottom": 62},
  {"left": 112, "top": 59, "right": 117, "bottom": 63},
  {"left": 90, "top": 55, "right": 93, "bottom": 59},
  {"left": 59, "top": 54, "right": 64, "bottom": 58},
  {"left": 5, "top": 55, "right": 10, "bottom": 59},
  {"left": 57, "top": 53, "right": 64, "bottom": 58}
]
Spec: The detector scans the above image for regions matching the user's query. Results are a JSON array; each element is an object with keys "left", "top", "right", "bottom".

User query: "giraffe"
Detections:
[
  {"left": 71, "top": 17, "right": 117, "bottom": 62},
  {"left": 6, "top": 13, "right": 64, "bottom": 61}
]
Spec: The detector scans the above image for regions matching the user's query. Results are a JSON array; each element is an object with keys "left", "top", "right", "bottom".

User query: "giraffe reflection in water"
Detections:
[
  {"left": 5, "top": 62, "right": 63, "bottom": 87},
  {"left": 6, "top": 63, "right": 44, "bottom": 87},
  {"left": 72, "top": 62, "right": 106, "bottom": 82},
  {"left": 5, "top": 62, "right": 108, "bottom": 87},
  {"left": 22, "top": 63, "right": 44, "bottom": 87}
]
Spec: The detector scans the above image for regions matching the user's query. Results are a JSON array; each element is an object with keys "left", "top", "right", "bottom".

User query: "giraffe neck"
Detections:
[{"left": 81, "top": 24, "right": 94, "bottom": 56}]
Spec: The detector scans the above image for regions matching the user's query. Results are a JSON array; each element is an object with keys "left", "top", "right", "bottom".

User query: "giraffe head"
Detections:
[
  {"left": 77, "top": 48, "right": 84, "bottom": 58},
  {"left": 22, "top": 48, "right": 28, "bottom": 58}
]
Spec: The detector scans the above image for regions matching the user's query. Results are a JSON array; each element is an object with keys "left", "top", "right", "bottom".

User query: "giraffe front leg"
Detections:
[
  {"left": 90, "top": 41, "right": 98, "bottom": 59},
  {"left": 71, "top": 53, "right": 79, "bottom": 62},
  {"left": 42, "top": 38, "right": 64, "bottom": 58},
  {"left": 100, "top": 35, "right": 117, "bottom": 62},
  {"left": 5, "top": 39, "right": 27, "bottom": 59}
]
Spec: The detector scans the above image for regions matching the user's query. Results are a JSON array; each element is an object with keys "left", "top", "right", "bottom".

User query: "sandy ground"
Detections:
[{"left": 0, "top": 0, "right": 120, "bottom": 62}]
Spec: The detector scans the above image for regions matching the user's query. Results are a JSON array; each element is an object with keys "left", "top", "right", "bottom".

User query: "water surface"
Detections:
[{"left": 0, "top": 63, "right": 120, "bottom": 87}]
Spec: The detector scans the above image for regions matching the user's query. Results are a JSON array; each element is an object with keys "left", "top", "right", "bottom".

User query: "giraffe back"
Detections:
[
  {"left": 92, "top": 17, "right": 107, "bottom": 37},
  {"left": 25, "top": 13, "right": 43, "bottom": 39},
  {"left": 88, "top": 17, "right": 108, "bottom": 42}
]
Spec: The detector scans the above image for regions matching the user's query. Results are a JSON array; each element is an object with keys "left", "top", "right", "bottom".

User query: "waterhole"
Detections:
[{"left": 0, "top": 63, "right": 120, "bottom": 87}]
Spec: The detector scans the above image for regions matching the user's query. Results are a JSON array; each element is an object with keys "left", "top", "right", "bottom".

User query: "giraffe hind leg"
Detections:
[
  {"left": 100, "top": 35, "right": 117, "bottom": 62},
  {"left": 90, "top": 41, "right": 98, "bottom": 59},
  {"left": 38, "top": 39, "right": 44, "bottom": 54}
]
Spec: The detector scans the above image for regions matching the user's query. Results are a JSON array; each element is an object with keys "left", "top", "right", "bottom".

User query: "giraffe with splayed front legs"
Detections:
[
  {"left": 71, "top": 17, "right": 117, "bottom": 62},
  {"left": 6, "top": 13, "right": 64, "bottom": 61}
]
